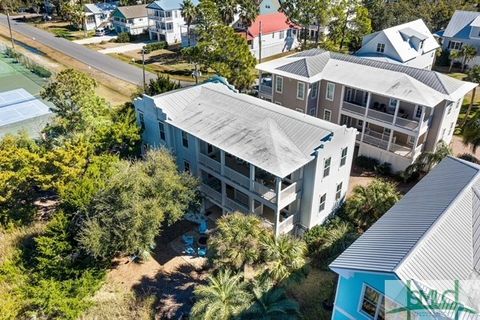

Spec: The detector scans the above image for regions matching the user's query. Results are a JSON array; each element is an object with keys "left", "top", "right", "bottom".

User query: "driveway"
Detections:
[
  {"left": 73, "top": 35, "right": 117, "bottom": 45},
  {"left": 0, "top": 14, "right": 178, "bottom": 86},
  {"left": 99, "top": 42, "right": 147, "bottom": 54}
]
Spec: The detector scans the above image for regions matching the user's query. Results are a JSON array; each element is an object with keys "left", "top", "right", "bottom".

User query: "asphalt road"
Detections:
[{"left": 0, "top": 14, "right": 189, "bottom": 87}]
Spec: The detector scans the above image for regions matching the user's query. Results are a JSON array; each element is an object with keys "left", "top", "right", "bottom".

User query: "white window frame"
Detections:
[
  {"left": 376, "top": 43, "right": 385, "bottom": 53},
  {"left": 324, "top": 109, "right": 332, "bottom": 122},
  {"left": 311, "top": 82, "right": 319, "bottom": 99},
  {"left": 340, "top": 147, "right": 348, "bottom": 167},
  {"left": 158, "top": 121, "right": 166, "bottom": 141},
  {"left": 335, "top": 182, "right": 342, "bottom": 200},
  {"left": 182, "top": 131, "right": 189, "bottom": 148},
  {"left": 319, "top": 193, "right": 326, "bottom": 212},
  {"left": 326, "top": 82, "right": 335, "bottom": 101},
  {"left": 275, "top": 75, "right": 283, "bottom": 93},
  {"left": 407, "top": 135, "right": 415, "bottom": 146},
  {"left": 448, "top": 121, "right": 454, "bottom": 135},
  {"left": 297, "top": 81, "right": 305, "bottom": 100},
  {"left": 323, "top": 157, "right": 331, "bottom": 178},
  {"left": 413, "top": 105, "right": 423, "bottom": 119},
  {"left": 358, "top": 284, "right": 384, "bottom": 320},
  {"left": 184, "top": 160, "right": 191, "bottom": 173}
]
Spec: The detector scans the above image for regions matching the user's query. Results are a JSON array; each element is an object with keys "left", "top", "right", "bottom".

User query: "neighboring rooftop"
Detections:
[
  {"left": 84, "top": 2, "right": 117, "bottom": 14},
  {"left": 0, "top": 88, "right": 52, "bottom": 138},
  {"left": 257, "top": 48, "right": 477, "bottom": 106},
  {"left": 443, "top": 10, "right": 480, "bottom": 39},
  {"left": 115, "top": 4, "right": 148, "bottom": 19},
  {"left": 147, "top": 0, "right": 199, "bottom": 11},
  {"left": 330, "top": 156, "right": 480, "bottom": 283},
  {"left": 140, "top": 81, "right": 350, "bottom": 177},
  {"left": 244, "top": 12, "right": 297, "bottom": 40},
  {"left": 356, "top": 19, "right": 439, "bottom": 64}
]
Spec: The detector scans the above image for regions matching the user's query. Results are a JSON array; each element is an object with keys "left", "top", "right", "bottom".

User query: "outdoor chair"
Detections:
[
  {"left": 182, "top": 234, "right": 194, "bottom": 246},
  {"left": 184, "top": 245, "right": 195, "bottom": 256},
  {"left": 199, "top": 220, "right": 208, "bottom": 234},
  {"left": 198, "top": 247, "right": 207, "bottom": 257}
]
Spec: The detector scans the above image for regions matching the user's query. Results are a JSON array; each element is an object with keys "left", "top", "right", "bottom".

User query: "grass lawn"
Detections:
[
  {"left": 287, "top": 268, "right": 337, "bottom": 320},
  {"left": 33, "top": 21, "right": 94, "bottom": 40}
]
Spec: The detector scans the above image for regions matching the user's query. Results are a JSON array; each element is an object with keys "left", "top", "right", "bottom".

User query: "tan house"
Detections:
[{"left": 256, "top": 49, "right": 477, "bottom": 172}]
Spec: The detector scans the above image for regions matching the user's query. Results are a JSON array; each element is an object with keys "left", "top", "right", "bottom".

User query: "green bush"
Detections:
[
  {"left": 354, "top": 155, "right": 379, "bottom": 170},
  {"left": 143, "top": 41, "right": 167, "bottom": 54},
  {"left": 374, "top": 162, "right": 392, "bottom": 176},
  {"left": 458, "top": 153, "right": 480, "bottom": 164},
  {"left": 115, "top": 32, "right": 131, "bottom": 43},
  {"left": 30, "top": 64, "right": 52, "bottom": 78}
]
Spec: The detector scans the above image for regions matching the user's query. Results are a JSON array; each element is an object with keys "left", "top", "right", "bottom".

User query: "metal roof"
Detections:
[
  {"left": 399, "top": 27, "right": 429, "bottom": 41},
  {"left": 257, "top": 49, "right": 477, "bottom": 106},
  {"left": 145, "top": 82, "right": 347, "bottom": 177},
  {"left": 330, "top": 157, "right": 480, "bottom": 279},
  {"left": 443, "top": 10, "right": 480, "bottom": 39},
  {"left": 115, "top": 5, "right": 148, "bottom": 19},
  {"left": 0, "top": 88, "right": 52, "bottom": 137},
  {"left": 147, "top": 0, "right": 199, "bottom": 11}
]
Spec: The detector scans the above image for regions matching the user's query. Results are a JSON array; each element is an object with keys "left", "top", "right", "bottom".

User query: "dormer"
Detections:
[
  {"left": 469, "top": 16, "right": 480, "bottom": 39},
  {"left": 400, "top": 27, "right": 428, "bottom": 52}
]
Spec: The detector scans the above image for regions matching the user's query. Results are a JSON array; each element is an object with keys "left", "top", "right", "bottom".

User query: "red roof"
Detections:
[{"left": 245, "top": 12, "right": 297, "bottom": 40}]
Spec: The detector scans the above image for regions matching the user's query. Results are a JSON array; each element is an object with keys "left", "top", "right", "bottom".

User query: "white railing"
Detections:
[
  {"left": 342, "top": 101, "right": 367, "bottom": 116},
  {"left": 362, "top": 132, "right": 389, "bottom": 150},
  {"left": 367, "top": 108, "right": 394, "bottom": 124},
  {"left": 253, "top": 181, "right": 276, "bottom": 202},
  {"left": 395, "top": 117, "right": 420, "bottom": 131},
  {"left": 362, "top": 130, "right": 418, "bottom": 159},
  {"left": 390, "top": 142, "right": 413, "bottom": 157},
  {"left": 278, "top": 214, "right": 295, "bottom": 234},
  {"left": 225, "top": 198, "right": 249, "bottom": 213},
  {"left": 224, "top": 166, "right": 250, "bottom": 189},
  {"left": 200, "top": 184, "right": 221, "bottom": 203},
  {"left": 199, "top": 153, "right": 221, "bottom": 173},
  {"left": 280, "top": 182, "right": 301, "bottom": 208},
  {"left": 413, "top": 144, "right": 424, "bottom": 159}
]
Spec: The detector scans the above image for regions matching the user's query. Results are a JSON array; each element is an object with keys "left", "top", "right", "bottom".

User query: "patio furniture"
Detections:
[
  {"left": 199, "top": 220, "right": 208, "bottom": 234},
  {"left": 182, "top": 234, "right": 194, "bottom": 246},
  {"left": 184, "top": 245, "right": 196, "bottom": 256},
  {"left": 198, "top": 247, "right": 207, "bottom": 257}
]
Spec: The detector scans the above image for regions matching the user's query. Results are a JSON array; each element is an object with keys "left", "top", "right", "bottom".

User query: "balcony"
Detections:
[
  {"left": 200, "top": 184, "right": 222, "bottom": 204},
  {"left": 225, "top": 197, "right": 249, "bottom": 213},
  {"left": 342, "top": 101, "right": 366, "bottom": 116},
  {"left": 278, "top": 213, "right": 295, "bottom": 234},
  {"left": 199, "top": 153, "right": 221, "bottom": 173},
  {"left": 280, "top": 182, "right": 301, "bottom": 208},
  {"left": 361, "top": 129, "right": 423, "bottom": 159}
]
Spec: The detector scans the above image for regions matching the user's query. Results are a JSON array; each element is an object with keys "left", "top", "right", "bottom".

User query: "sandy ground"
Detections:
[
  {"left": 451, "top": 135, "right": 480, "bottom": 158},
  {"left": 73, "top": 35, "right": 117, "bottom": 45},
  {"left": 99, "top": 42, "right": 147, "bottom": 54}
]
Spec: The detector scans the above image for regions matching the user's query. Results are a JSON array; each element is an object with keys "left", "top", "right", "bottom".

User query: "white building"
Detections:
[
  {"left": 112, "top": 5, "right": 151, "bottom": 35},
  {"left": 133, "top": 79, "right": 357, "bottom": 235},
  {"left": 83, "top": 3, "right": 116, "bottom": 31},
  {"left": 233, "top": 12, "right": 300, "bottom": 60},
  {"left": 147, "top": 0, "right": 199, "bottom": 45},
  {"left": 355, "top": 19, "right": 439, "bottom": 70}
]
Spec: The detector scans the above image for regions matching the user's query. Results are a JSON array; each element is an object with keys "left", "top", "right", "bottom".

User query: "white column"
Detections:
[
  {"left": 360, "top": 92, "right": 371, "bottom": 142},
  {"left": 364, "top": 92, "right": 371, "bottom": 117},
  {"left": 418, "top": 105, "right": 426, "bottom": 132},
  {"left": 220, "top": 150, "right": 225, "bottom": 176},
  {"left": 194, "top": 138, "right": 201, "bottom": 176},
  {"left": 274, "top": 176, "right": 282, "bottom": 238},
  {"left": 387, "top": 129, "right": 395, "bottom": 151},
  {"left": 249, "top": 164, "right": 255, "bottom": 191},
  {"left": 392, "top": 99, "right": 400, "bottom": 125},
  {"left": 337, "top": 85, "right": 346, "bottom": 124},
  {"left": 412, "top": 106, "right": 425, "bottom": 157},
  {"left": 221, "top": 181, "right": 226, "bottom": 215}
]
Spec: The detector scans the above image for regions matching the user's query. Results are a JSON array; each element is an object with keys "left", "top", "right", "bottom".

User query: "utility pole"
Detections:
[
  {"left": 5, "top": 6, "right": 16, "bottom": 51},
  {"left": 142, "top": 47, "right": 146, "bottom": 91},
  {"left": 258, "top": 20, "right": 262, "bottom": 64}
]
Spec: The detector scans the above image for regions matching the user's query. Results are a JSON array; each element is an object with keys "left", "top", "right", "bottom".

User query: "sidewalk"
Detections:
[{"left": 98, "top": 42, "right": 147, "bottom": 54}]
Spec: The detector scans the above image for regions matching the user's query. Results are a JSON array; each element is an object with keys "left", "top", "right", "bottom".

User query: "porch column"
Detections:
[
  {"left": 220, "top": 150, "right": 225, "bottom": 175},
  {"left": 412, "top": 106, "right": 425, "bottom": 158},
  {"left": 274, "top": 176, "right": 282, "bottom": 238},
  {"left": 418, "top": 105, "right": 426, "bottom": 132},
  {"left": 249, "top": 164, "right": 255, "bottom": 191},
  {"left": 194, "top": 138, "right": 201, "bottom": 176},
  {"left": 392, "top": 99, "right": 400, "bottom": 125},
  {"left": 364, "top": 92, "right": 371, "bottom": 117},
  {"left": 337, "top": 85, "right": 346, "bottom": 124},
  {"left": 387, "top": 129, "right": 395, "bottom": 151},
  {"left": 221, "top": 181, "right": 226, "bottom": 215},
  {"left": 360, "top": 121, "right": 367, "bottom": 142}
]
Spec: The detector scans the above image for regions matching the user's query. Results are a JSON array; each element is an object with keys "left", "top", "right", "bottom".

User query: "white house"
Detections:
[
  {"left": 439, "top": 10, "right": 480, "bottom": 68},
  {"left": 355, "top": 19, "right": 439, "bottom": 70},
  {"left": 147, "top": 0, "right": 199, "bottom": 45},
  {"left": 83, "top": 3, "right": 116, "bottom": 31},
  {"left": 233, "top": 12, "right": 300, "bottom": 60},
  {"left": 112, "top": 5, "right": 151, "bottom": 35},
  {"left": 133, "top": 78, "right": 357, "bottom": 235}
]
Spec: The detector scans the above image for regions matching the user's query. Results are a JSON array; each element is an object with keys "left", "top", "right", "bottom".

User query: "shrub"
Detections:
[
  {"left": 458, "top": 153, "right": 480, "bottom": 164},
  {"left": 143, "top": 41, "right": 167, "bottom": 54},
  {"left": 354, "top": 155, "right": 379, "bottom": 171},
  {"left": 374, "top": 162, "right": 392, "bottom": 176},
  {"left": 30, "top": 64, "right": 52, "bottom": 78},
  {"left": 115, "top": 32, "right": 131, "bottom": 43}
]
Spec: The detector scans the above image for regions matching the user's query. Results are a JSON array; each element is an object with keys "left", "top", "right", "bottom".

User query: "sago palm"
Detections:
[
  {"left": 261, "top": 235, "right": 307, "bottom": 283},
  {"left": 181, "top": 0, "right": 198, "bottom": 47},
  {"left": 463, "top": 113, "right": 480, "bottom": 153},
  {"left": 191, "top": 269, "right": 253, "bottom": 320},
  {"left": 239, "top": 278, "right": 300, "bottom": 320}
]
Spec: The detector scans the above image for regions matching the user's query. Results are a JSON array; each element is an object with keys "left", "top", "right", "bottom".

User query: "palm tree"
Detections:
[
  {"left": 403, "top": 141, "right": 452, "bottom": 181},
  {"left": 208, "top": 212, "right": 266, "bottom": 272},
  {"left": 216, "top": 0, "right": 239, "bottom": 25},
  {"left": 261, "top": 235, "right": 306, "bottom": 283},
  {"left": 461, "top": 45, "right": 477, "bottom": 72},
  {"left": 462, "top": 65, "right": 480, "bottom": 127},
  {"left": 181, "top": 0, "right": 198, "bottom": 47},
  {"left": 238, "top": 0, "right": 259, "bottom": 38},
  {"left": 191, "top": 269, "right": 253, "bottom": 320},
  {"left": 346, "top": 179, "right": 400, "bottom": 231},
  {"left": 239, "top": 279, "right": 300, "bottom": 320},
  {"left": 448, "top": 49, "right": 460, "bottom": 72},
  {"left": 462, "top": 113, "right": 480, "bottom": 153}
]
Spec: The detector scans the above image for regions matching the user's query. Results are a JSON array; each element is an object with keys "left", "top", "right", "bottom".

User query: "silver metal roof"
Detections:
[
  {"left": 399, "top": 27, "right": 429, "bottom": 41},
  {"left": 330, "top": 157, "right": 480, "bottom": 278},
  {"left": 443, "top": 10, "right": 480, "bottom": 39},
  {"left": 148, "top": 82, "right": 346, "bottom": 177},
  {"left": 0, "top": 88, "right": 51, "bottom": 127}
]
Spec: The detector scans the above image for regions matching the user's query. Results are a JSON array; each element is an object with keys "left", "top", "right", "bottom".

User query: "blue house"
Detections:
[{"left": 330, "top": 157, "right": 480, "bottom": 319}]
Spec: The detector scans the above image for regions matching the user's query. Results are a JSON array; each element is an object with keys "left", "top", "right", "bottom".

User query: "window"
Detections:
[
  {"left": 323, "top": 157, "right": 331, "bottom": 178},
  {"left": 275, "top": 76, "right": 283, "bottom": 93},
  {"left": 272, "top": 32, "right": 275, "bottom": 38},
  {"left": 407, "top": 135, "right": 415, "bottom": 145},
  {"left": 297, "top": 82, "right": 305, "bottom": 100},
  {"left": 360, "top": 285, "right": 384, "bottom": 319},
  {"left": 447, "top": 102, "right": 453, "bottom": 115},
  {"left": 139, "top": 112, "right": 145, "bottom": 129},
  {"left": 326, "top": 82, "right": 335, "bottom": 101},
  {"left": 376, "top": 43, "right": 385, "bottom": 53},
  {"left": 335, "top": 182, "right": 342, "bottom": 200},
  {"left": 184, "top": 160, "right": 191, "bottom": 173},
  {"left": 414, "top": 106, "right": 423, "bottom": 119},
  {"left": 167, "top": 22, "right": 173, "bottom": 30},
  {"left": 324, "top": 109, "right": 332, "bottom": 122},
  {"left": 357, "top": 119, "right": 364, "bottom": 127},
  {"left": 311, "top": 82, "right": 319, "bottom": 99},
  {"left": 279, "top": 30, "right": 285, "bottom": 39},
  {"left": 182, "top": 131, "right": 189, "bottom": 148},
  {"left": 448, "top": 121, "right": 454, "bottom": 135},
  {"left": 340, "top": 147, "right": 348, "bottom": 167},
  {"left": 388, "top": 98, "right": 398, "bottom": 112},
  {"left": 442, "top": 128, "right": 446, "bottom": 139},
  {"left": 319, "top": 193, "right": 326, "bottom": 212},
  {"left": 158, "top": 121, "right": 166, "bottom": 141},
  {"left": 448, "top": 41, "right": 462, "bottom": 50}
]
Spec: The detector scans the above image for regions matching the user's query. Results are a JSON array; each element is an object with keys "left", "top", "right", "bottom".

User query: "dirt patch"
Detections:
[{"left": 451, "top": 135, "right": 480, "bottom": 159}]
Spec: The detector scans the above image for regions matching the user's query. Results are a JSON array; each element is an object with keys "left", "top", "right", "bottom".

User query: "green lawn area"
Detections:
[
  {"left": 33, "top": 21, "right": 94, "bottom": 40},
  {"left": 287, "top": 268, "right": 337, "bottom": 320}
]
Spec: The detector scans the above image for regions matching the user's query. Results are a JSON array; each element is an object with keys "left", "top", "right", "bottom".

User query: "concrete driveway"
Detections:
[
  {"left": 99, "top": 42, "right": 147, "bottom": 54},
  {"left": 73, "top": 35, "right": 117, "bottom": 45}
]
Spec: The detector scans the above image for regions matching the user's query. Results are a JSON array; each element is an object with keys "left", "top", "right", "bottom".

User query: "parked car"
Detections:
[{"left": 95, "top": 27, "right": 106, "bottom": 36}]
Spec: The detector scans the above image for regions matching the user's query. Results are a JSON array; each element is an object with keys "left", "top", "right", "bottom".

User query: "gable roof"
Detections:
[
  {"left": 330, "top": 157, "right": 480, "bottom": 282},
  {"left": 114, "top": 5, "right": 148, "bottom": 19},
  {"left": 84, "top": 3, "right": 102, "bottom": 14},
  {"left": 443, "top": 10, "right": 480, "bottom": 39},
  {"left": 139, "top": 82, "right": 351, "bottom": 178},
  {"left": 356, "top": 19, "right": 439, "bottom": 64},
  {"left": 257, "top": 49, "right": 477, "bottom": 107},
  {"left": 245, "top": 12, "right": 297, "bottom": 40},
  {"left": 147, "top": 0, "right": 199, "bottom": 11}
]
